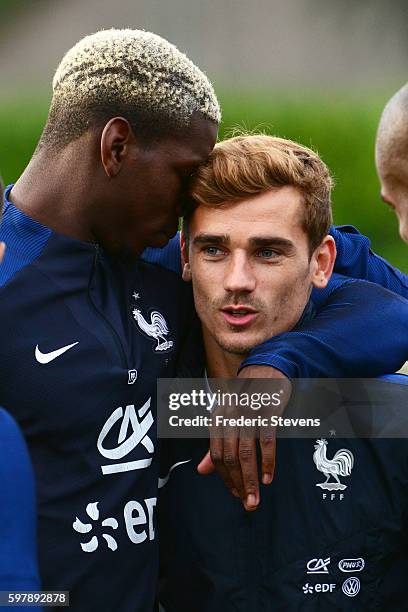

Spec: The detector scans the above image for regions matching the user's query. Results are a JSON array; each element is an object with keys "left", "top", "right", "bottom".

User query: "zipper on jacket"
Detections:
[{"left": 87, "top": 245, "right": 129, "bottom": 370}]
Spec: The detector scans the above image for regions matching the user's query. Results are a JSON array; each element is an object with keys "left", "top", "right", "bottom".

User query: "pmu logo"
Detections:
[
  {"left": 97, "top": 399, "right": 154, "bottom": 475},
  {"left": 338, "top": 558, "right": 365, "bottom": 573}
]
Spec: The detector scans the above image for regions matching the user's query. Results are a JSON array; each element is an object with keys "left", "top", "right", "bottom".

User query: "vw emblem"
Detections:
[{"left": 342, "top": 576, "right": 360, "bottom": 597}]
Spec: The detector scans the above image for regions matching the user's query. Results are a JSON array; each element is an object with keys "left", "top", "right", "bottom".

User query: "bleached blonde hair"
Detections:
[{"left": 40, "top": 28, "right": 220, "bottom": 149}]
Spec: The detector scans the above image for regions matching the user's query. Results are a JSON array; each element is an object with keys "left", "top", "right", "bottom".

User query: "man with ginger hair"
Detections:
[
  {"left": 182, "top": 135, "right": 337, "bottom": 363},
  {"left": 158, "top": 135, "right": 408, "bottom": 611}
]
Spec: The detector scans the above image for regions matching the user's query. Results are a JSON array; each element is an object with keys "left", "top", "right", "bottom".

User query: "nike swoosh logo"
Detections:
[
  {"left": 158, "top": 459, "right": 191, "bottom": 489},
  {"left": 35, "top": 342, "right": 79, "bottom": 364}
]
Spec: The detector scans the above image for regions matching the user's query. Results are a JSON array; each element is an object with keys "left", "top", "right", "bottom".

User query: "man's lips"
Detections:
[{"left": 220, "top": 306, "right": 258, "bottom": 327}]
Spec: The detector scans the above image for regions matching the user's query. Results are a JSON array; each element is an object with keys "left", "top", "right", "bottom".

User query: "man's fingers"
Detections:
[
  {"left": 238, "top": 436, "right": 259, "bottom": 511},
  {"left": 210, "top": 437, "right": 238, "bottom": 497},
  {"left": 197, "top": 450, "right": 215, "bottom": 475},
  {"left": 260, "top": 427, "right": 276, "bottom": 485},
  {"left": 222, "top": 436, "right": 244, "bottom": 498}
]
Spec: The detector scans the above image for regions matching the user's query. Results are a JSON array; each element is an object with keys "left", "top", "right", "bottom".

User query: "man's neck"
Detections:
[
  {"left": 9, "top": 139, "right": 98, "bottom": 243},
  {"left": 203, "top": 328, "right": 247, "bottom": 378}
]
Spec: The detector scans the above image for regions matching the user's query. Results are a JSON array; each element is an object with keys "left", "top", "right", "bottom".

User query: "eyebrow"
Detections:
[
  {"left": 192, "top": 233, "right": 295, "bottom": 251},
  {"left": 192, "top": 233, "right": 230, "bottom": 245},
  {"left": 249, "top": 236, "right": 295, "bottom": 251}
]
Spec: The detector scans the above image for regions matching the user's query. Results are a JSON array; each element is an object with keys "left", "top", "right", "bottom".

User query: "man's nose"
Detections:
[{"left": 223, "top": 251, "right": 256, "bottom": 293}]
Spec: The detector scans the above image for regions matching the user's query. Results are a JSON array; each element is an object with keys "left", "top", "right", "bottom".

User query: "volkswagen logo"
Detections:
[{"left": 342, "top": 576, "right": 360, "bottom": 597}]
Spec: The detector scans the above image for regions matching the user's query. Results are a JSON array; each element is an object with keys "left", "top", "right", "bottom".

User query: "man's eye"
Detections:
[
  {"left": 204, "top": 246, "right": 223, "bottom": 256},
  {"left": 256, "top": 248, "right": 279, "bottom": 258}
]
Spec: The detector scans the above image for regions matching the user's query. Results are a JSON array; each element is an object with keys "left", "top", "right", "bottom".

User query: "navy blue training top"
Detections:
[
  {"left": 159, "top": 377, "right": 408, "bottom": 612},
  {"left": 0, "top": 187, "right": 194, "bottom": 611}
]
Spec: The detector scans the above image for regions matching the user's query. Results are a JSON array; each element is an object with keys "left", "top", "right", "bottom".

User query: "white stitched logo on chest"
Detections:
[
  {"left": 35, "top": 342, "right": 79, "bottom": 364},
  {"left": 97, "top": 399, "right": 154, "bottom": 475},
  {"left": 313, "top": 438, "right": 354, "bottom": 491},
  {"left": 132, "top": 308, "right": 174, "bottom": 352}
]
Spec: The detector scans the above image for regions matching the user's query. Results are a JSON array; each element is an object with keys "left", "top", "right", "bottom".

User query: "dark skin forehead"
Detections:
[{"left": 153, "top": 112, "right": 218, "bottom": 167}]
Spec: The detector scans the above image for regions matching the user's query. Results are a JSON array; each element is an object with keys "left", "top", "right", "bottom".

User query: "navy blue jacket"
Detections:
[
  {"left": 154, "top": 231, "right": 408, "bottom": 611},
  {"left": 0, "top": 189, "right": 194, "bottom": 611},
  {"left": 159, "top": 412, "right": 408, "bottom": 611},
  {"left": 159, "top": 330, "right": 408, "bottom": 610}
]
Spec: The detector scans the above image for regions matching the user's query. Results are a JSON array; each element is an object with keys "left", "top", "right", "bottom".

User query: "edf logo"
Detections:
[{"left": 303, "top": 582, "right": 336, "bottom": 594}]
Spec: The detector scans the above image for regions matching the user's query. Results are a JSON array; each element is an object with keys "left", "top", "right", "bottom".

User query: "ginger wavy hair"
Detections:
[{"left": 188, "top": 134, "right": 333, "bottom": 252}]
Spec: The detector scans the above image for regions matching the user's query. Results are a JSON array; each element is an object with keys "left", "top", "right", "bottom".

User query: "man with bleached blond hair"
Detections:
[{"left": 0, "top": 28, "right": 220, "bottom": 611}]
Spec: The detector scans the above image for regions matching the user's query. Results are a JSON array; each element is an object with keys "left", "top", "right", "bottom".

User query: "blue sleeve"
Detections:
[
  {"left": 330, "top": 225, "right": 408, "bottom": 298},
  {"left": 141, "top": 234, "right": 182, "bottom": 275},
  {"left": 0, "top": 409, "right": 41, "bottom": 596},
  {"left": 240, "top": 278, "right": 408, "bottom": 378}
]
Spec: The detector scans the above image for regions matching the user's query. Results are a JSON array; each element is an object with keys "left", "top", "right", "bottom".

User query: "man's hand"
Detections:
[{"left": 197, "top": 366, "right": 291, "bottom": 511}]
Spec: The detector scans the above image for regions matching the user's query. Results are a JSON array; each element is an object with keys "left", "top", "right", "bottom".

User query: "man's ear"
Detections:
[
  {"left": 180, "top": 231, "right": 192, "bottom": 282},
  {"left": 101, "top": 117, "right": 134, "bottom": 178},
  {"left": 310, "top": 235, "right": 336, "bottom": 289}
]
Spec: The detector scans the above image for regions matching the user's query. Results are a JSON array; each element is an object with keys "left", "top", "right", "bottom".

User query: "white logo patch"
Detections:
[
  {"left": 128, "top": 369, "right": 138, "bottom": 385},
  {"left": 97, "top": 399, "right": 154, "bottom": 475},
  {"left": 132, "top": 307, "right": 174, "bottom": 352},
  {"left": 35, "top": 342, "right": 79, "bottom": 364},
  {"left": 73, "top": 497, "right": 157, "bottom": 553},
  {"left": 73, "top": 502, "right": 118, "bottom": 552},
  {"left": 342, "top": 576, "right": 360, "bottom": 597},
  {"left": 339, "top": 558, "right": 365, "bottom": 573},
  {"left": 313, "top": 438, "right": 354, "bottom": 491},
  {"left": 302, "top": 582, "right": 336, "bottom": 594},
  {"left": 307, "top": 557, "right": 331, "bottom": 574}
]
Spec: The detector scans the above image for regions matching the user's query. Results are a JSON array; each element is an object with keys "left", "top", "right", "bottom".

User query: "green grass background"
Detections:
[{"left": 0, "top": 90, "right": 406, "bottom": 271}]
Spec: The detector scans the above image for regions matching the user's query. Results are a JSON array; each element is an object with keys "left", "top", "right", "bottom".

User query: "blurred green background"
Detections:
[
  {"left": 0, "top": 0, "right": 407, "bottom": 271},
  {"left": 1, "top": 89, "right": 406, "bottom": 271}
]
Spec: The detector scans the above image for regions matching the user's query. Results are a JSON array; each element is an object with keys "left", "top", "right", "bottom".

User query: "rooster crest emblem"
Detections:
[
  {"left": 313, "top": 438, "right": 354, "bottom": 491},
  {"left": 132, "top": 308, "right": 174, "bottom": 352}
]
